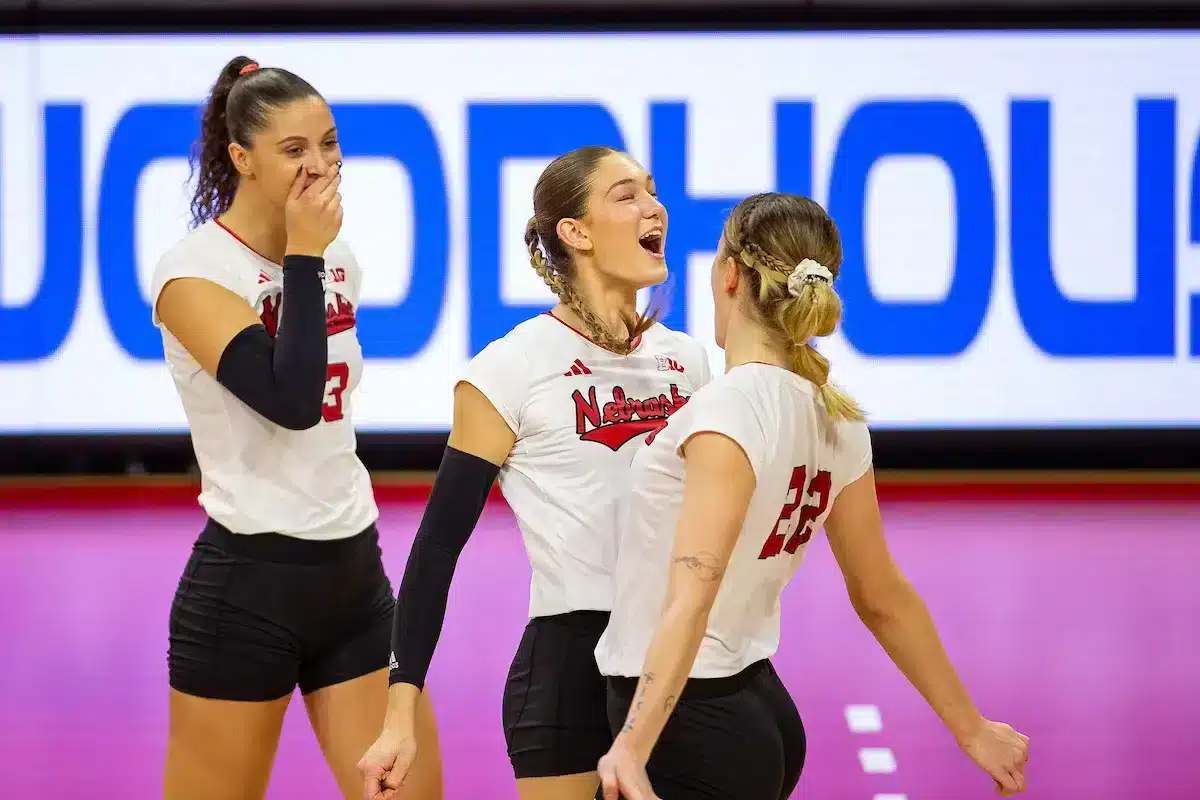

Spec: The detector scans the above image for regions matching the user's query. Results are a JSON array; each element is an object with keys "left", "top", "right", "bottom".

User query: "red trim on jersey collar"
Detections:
[
  {"left": 214, "top": 218, "right": 283, "bottom": 268},
  {"left": 542, "top": 311, "right": 645, "bottom": 355}
]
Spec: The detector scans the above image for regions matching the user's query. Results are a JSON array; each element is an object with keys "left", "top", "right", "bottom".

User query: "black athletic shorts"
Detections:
[
  {"left": 168, "top": 518, "right": 395, "bottom": 702},
  {"left": 606, "top": 660, "right": 806, "bottom": 800},
  {"left": 502, "top": 610, "right": 614, "bottom": 779}
]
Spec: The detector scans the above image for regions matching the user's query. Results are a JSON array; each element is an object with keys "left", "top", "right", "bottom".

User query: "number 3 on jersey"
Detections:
[
  {"left": 759, "top": 466, "right": 832, "bottom": 560},
  {"left": 322, "top": 362, "right": 350, "bottom": 422}
]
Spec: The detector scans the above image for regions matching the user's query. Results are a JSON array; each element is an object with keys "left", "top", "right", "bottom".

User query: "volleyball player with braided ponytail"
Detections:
[
  {"left": 360, "top": 146, "right": 711, "bottom": 800},
  {"left": 595, "top": 192, "right": 1029, "bottom": 800}
]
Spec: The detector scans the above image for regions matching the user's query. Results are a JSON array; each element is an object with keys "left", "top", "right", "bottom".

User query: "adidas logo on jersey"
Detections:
[{"left": 563, "top": 359, "right": 592, "bottom": 377}]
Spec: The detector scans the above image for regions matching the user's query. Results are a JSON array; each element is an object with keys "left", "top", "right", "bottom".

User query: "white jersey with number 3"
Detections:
[
  {"left": 596, "top": 361, "right": 872, "bottom": 679},
  {"left": 150, "top": 220, "right": 378, "bottom": 541},
  {"left": 461, "top": 312, "right": 713, "bottom": 620}
]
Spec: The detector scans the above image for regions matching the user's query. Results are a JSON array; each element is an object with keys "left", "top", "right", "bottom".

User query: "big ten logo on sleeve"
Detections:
[{"left": 655, "top": 355, "right": 685, "bottom": 373}]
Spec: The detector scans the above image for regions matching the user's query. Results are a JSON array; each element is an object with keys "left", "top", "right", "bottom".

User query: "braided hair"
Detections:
[
  {"left": 523, "top": 146, "right": 660, "bottom": 353},
  {"left": 721, "top": 193, "right": 863, "bottom": 422}
]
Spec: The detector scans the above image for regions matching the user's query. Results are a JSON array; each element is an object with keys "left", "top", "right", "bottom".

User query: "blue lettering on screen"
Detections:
[
  {"left": 1190, "top": 122, "right": 1200, "bottom": 356},
  {"left": 651, "top": 101, "right": 815, "bottom": 334},
  {"left": 341, "top": 104, "right": 450, "bottom": 360},
  {"left": 0, "top": 96, "right": 1195, "bottom": 363},
  {"left": 467, "top": 103, "right": 625, "bottom": 354},
  {"left": 0, "top": 104, "right": 84, "bottom": 361},
  {"left": 97, "top": 103, "right": 197, "bottom": 361},
  {"left": 1010, "top": 99, "right": 1176, "bottom": 357},
  {"left": 95, "top": 102, "right": 450, "bottom": 362},
  {"left": 829, "top": 101, "right": 995, "bottom": 357}
]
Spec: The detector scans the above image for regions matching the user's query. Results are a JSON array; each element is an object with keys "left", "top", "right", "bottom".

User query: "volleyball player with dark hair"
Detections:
[{"left": 153, "top": 56, "right": 441, "bottom": 800}]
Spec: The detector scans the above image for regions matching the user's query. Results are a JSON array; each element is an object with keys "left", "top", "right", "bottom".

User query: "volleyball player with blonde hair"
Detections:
[
  {"left": 594, "top": 192, "right": 1030, "bottom": 799},
  {"left": 360, "top": 146, "right": 711, "bottom": 800}
]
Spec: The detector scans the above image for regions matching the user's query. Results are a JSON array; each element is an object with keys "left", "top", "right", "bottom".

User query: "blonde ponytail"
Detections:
[
  {"left": 723, "top": 193, "right": 865, "bottom": 423},
  {"left": 781, "top": 279, "right": 864, "bottom": 422}
]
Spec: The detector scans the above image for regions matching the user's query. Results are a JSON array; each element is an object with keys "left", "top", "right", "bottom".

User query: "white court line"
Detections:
[
  {"left": 844, "top": 704, "right": 883, "bottom": 734},
  {"left": 858, "top": 747, "right": 898, "bottom": 774},
  {"left": 846, "top": 704, "right": 906, "bottom": 798}
]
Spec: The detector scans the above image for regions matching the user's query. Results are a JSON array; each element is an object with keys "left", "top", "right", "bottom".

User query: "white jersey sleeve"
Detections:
[
  {"left": 833, "top": 417, "right": 874, "bottom": 494},
  {"left": 694, "top": 344, "right": 716, "bottom": 391},
  {"left": 673, "top": 381, "right": 770, "bottom": 482},
  {"left": 459, "top": 336, "right": 532, "bottom": 436},
  {"left": 149, "top": 240, "right": 244, "bottom": 327}
]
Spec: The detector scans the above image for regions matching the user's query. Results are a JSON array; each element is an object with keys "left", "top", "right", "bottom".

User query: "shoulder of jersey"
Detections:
[
  {"left": 154, "top": 221, "right": 237, "bottom": 278},
  {"left": 644, "top": 322, "right": 709, "bottom": 364},
  {"left": 710, "top": 363, "right": 805, "bottom": 413},
  {"left": 474, "top": 313, "right": 610, "bottom": 382},
  {"left": 470, "top": 313, "right": 554, "bottom": 366},
  {"left": 692, "top": 366, "right": 745, "bottom": 400},
  {"left": 493, "top": 314, "right": 558, "bottom": 348},
  {"left": 644, "top": 320, "right": 691, "bottom": 346},
  {"left": 157, "top": 220, "right": 218, "bottom": 261}
]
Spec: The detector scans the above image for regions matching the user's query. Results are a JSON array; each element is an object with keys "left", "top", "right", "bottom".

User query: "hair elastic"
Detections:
[
  {"left": 238, "top": 62, "right": 261, "bottom": 76},
  {"left": 786, "top": 259, "right": 833, "bottom": 298}
]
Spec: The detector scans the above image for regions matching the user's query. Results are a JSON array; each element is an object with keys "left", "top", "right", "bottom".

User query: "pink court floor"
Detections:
[{"left": 1, "top": 478, "right": 1197, "bottom": 799}]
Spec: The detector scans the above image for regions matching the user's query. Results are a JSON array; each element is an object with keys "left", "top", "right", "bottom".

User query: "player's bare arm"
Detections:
[
  {"left": 825, "top": 468, "right": 1029, "bottom": 794},
  {"left": 610, "top": 431, "right": 754, "bottom": 763}
]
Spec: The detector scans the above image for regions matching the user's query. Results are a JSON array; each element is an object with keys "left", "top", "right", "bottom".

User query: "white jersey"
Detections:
[
  {"left": 463, "top": 312, "right": 712, "bottom": 619},
  {"left": 596, "top": 362, "right": 873, "bottom": 679},
  {"left": 151, "top": 220, "right": 378, "bottom": 541}
]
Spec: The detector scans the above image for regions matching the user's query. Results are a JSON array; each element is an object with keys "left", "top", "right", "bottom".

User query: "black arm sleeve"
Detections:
[
  {"left": 389, "top": 446, "right": 501, "bottom": 689},
  {"left": 214, "top": 255, "right": 329, "bottom": 431}
]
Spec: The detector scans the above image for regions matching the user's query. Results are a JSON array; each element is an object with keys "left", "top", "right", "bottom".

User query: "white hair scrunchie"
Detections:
[{"left": 786, "top": 258, "right": 834, "bottom": 298}]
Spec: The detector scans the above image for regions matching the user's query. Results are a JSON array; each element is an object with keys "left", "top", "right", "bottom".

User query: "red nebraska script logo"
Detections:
[
  {"left": 259, "top": 291, "right": 356, "bottom": 338},
  {"left": 574, "top": 384, "right": 689, "bottom": 451}
]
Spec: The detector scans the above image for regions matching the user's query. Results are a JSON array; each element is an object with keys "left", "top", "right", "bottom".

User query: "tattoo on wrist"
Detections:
[{"left": 674, "top": 552, "right": 724, "bottom": 582}]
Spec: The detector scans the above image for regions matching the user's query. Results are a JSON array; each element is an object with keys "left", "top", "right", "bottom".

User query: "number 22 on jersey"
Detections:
[{"left": 759, "top": 466, "right": 832, "bottom": 560}]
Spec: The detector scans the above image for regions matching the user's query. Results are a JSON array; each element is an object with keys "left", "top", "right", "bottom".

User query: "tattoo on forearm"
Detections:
[
  {"left": 674, "top": 552, "right": 724, "bottom": 582},
  {"left": 621, "top": 672, "right": 656, "bottom": 734},
  {"left": 664, "top": 694, "right": 677, "bottom": 713}
]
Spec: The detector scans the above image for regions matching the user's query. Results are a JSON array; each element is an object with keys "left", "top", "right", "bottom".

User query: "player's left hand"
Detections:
[{"left": 597, "top": 741, "right": 660, "bottom": 800}]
